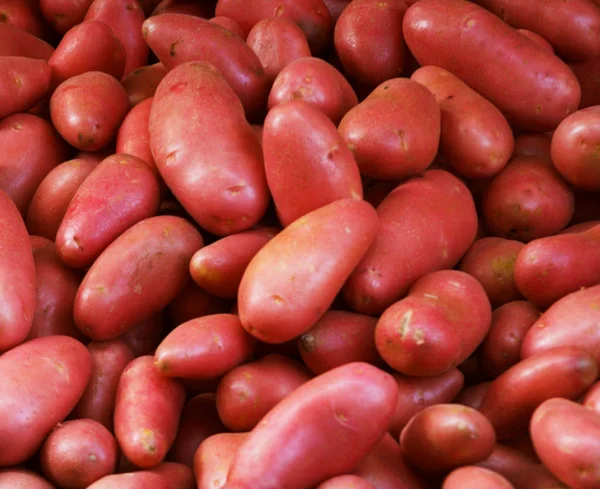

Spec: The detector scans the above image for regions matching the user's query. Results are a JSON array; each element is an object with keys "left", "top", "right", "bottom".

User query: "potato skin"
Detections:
[
  {"left": 0, "top": 0, "right": 47, "bottom": 38},
  {"left": 238, "top": 199, "right": 378, "bottom": 344},
  {"left": 116, "top": 98, "right": 158, "bottom": 174},
  {"left": 118, "top": 314, "right": 165, "bottom": 357},
  {"left": 194, "top": 433, "right": 247, "bottom": 489},
  {"left": 317, "top": 475, "right": 376, "bottom": 489},
  {"left": 456, "top": 382, "right": 491, "bottom": 410},
  {"left": 517, "top": 29, "right": 555, "bottom": 53},
  {"left": 403, "top": 0, "right": 580, "bottom": 131},
  {"left": 0, "top": 56, "right": 51, "bottom": 119},
  {"left": 513, "top": 133, "right": 552, "bottom": 160},
  {"left": 121, "top": 63, "right": 167, "bottom": 108},
  {"left": 87, "top": 462, "right": 194, "bottom": 489},
  {"left": 0, "top": 22, "right": 54, "bottom": 59},
  {"left": 74, "top": 215, "right": 203, "bottom": 340},
  {"left": 443, "top": 466, "right": 515, "bottom": 489},
  {"left": 0, "top": 469, "right": 56, "bottom": 489},
  {"left": 169, "top": 283, "right": 233, "bottom": 327}
]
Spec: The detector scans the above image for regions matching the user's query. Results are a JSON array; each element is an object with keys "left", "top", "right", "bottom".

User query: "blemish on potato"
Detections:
[
  {"left": 89, "top": 453, "right": 98, "bottom": 462},
  {"left": 535, "top": 104, "right": 543, "bottom": 114},
  {"left": 398, "top": 309, "right": 413, "bottom": 338},
  {"left": 271, "top": 294, "right": 287, "bottom": 305},
  {"left": 0, "top": 12, "right": 7, "bottom": 22},
  {"left": 397, "top": 130, "right": 408, "bottom": 152},
  {"left": 227, "top": 184, "right": 245, "bottom": 196},
  {"left": 304, "top": 75, "right": 313, "bottom": 84},
  {"left": 133, "top": 284, "right": 142, "bottom": 294},
  {"left": 344, "top": 226, "right": 352, "bottom": 234},
  {"left": 94, "top": 285, "right": 107, "bottom": 294},
  {"left": 11, "top": 122, "right": 23, "bottom": 131},
  {"left": 413, "top": 329, "right": 425, "bottom": 345},
  {"left": 300, "top": 333, "right": 317, "bottom": 352},
  {"left": 169, "top": 38, "right": 184, "bottom": 57},
  {"left": 274, "top": 4, "right": 285, "bottom": 16},
  {"left": 139, "top": 428, "right": 157, "bottom": 453}
]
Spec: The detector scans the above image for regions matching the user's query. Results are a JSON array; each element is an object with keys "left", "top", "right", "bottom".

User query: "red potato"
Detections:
[
  {"left": 531, "top": 398, "right": 600, "bottom": 489},
  {"left": 121, "top": 63, "right": 167, "bottom": 107},
  {"left": 400, "top": 404, "right": 496, "bottom": 471},
  {"left": 116, "top": 98, "right": 158, "bottom": 174},
  {"left": 459, "top": 237, "right": 525, "bottom": 307},
  {"left": 194, "top": 433, "right": 248, "bottom": 489},
  {"left": 214, "top": 0, "right": 333, "bottom": 54},
  {"left": 0, "top": 23, "right": 54, "bottom": 59},
  {"left": 472, "top": 0, "right": 600, "bottom": 61},
  {"left": 118, "top": 314, "right": 165, "bottom": 357},
  {"left": 389, "top": 369, "right": 464, "bottom": 437},
  {"left": 0, "top": 57, "right": 51, "bottom": 119},
  {"left": 0, "top": 336, "right": 92, "bottom": 466},
  {"left": 40, "top": 419, "right": 118, "bottom": 489},
  {"left": 317, "top": 475, "right": 376, "bottom": 489},
  {"left": 512, "top": 133, "right": 552, "bottom": 160},
  {"left": 444, "top": 466, "right": 515, "bottom": 489},
  {"left": 376, "top": 270, "right": 492, "bottom": 376},
  {"left": 0, "top": 113, "right": 69, "bottom": 215},
  {"left": 88, "top": 463, "right": 194, "bottom": 489},
  {"left": 517, "top": 29, "right": 555, "bottom": 53},
  {"left": 115, "top": 356, "right": 186, "bottom": 469},
  {"left": 584, "top": 380, "right": 600, "bottom": 413},
  {"left": 216, "top": 354, "right": 310, "bottom": 431},
  {"left": 482, "top": 156, "right": 574, "bottom": 242},
  {"left": 0, "top": 469, "right": 55, "bottom": 489},
  {"left": 477, "top": 444, "right": 538, "bottom": 481},
  {"left": 456, "top": 382, "right": 491, "bottom": 410},
  {"left": 149, "top": 62, "right": 269, "bottom": 236},
  {"left": 169, "top": 283, "right": 233, "bottom": 327},
  {"left": 238, "top": 199, "right": 378, "bottom": 344},
  {"left": 74, "top": 215, "right": 203, "bottom": 340},
  {"left": 403, "top": 0, "right": 581, "bottom": 131},
  {"left": 56, "top": 154, "right": 161, "bottom": 269},
  {"left": 72, "top": 339, "right": 135, "bottom": 430},
  {"left": 263, "top": 101, "right": 362, "bottom": 226},
  {"left": 479, "top": 301, "right": 540, "bottom": 378},
  {"left": 40, "top": 0, "right": 93, "bottom": 34},
  {"left": 209, "top": 16, "right": 245, "bottom": 37},
  {"left": 479, "top": 346, "right": 598, "bottom": 439},
  {"left": 338, "top": 78, "right": 440, "bottom": 180},
  {"left": 85, "top": 0, "right": 148, "bottom": 77},
  {"left": 411, "top": 66, "right": 514, "bottom": 179},
  {"left": 344, "top": 170, "right": 478, "bottom": 315},
  {"left": 190, "top": 227, "right": 278, "bottom": 299},
  {"left": 142, "top": 14, "right": 269, "bottom": 118},
  {"left": 570, "top": 57, "right": 600, "bottom": 109},
  {"left": 0, "top": 0, "right": 46, "bottom": 38},
  {"left": 508, "top": 464, "right": 570, "bottom": 489},
  {"left": 224, "top": 362, "right": 398, "bottom": 489},
  {"left": 324, "top": 0, "right": 350, "bottom": 22},
  {"left": 155, "top": 314, "right": 257, "bottom": 379}
]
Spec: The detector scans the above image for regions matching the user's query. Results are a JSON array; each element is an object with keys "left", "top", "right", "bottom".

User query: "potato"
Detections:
[
  {"left": 513, "top": 133, "right": 552, "bottom": 160},
  {"left": 116, "top": 98, "right": 158, "bottom": 176},
  {"left": 209, "top": 16, "right": 245, "bottom": 36},
  {"left": 142, "top": 14, "right": 268, "bottom": 117},
  {"left": 456, "top": 382, "right": 491, "bottom": 410},
  {"left": 88, "top": 463, "right": 194, "bottom": 489},
  {"left": 149, "top": 62, "right": 269, "bottom": 235},
  {"left": 479, "top": 301, "right": 540, "bottom": 378},
  {"left": 507, "top": 464, "right": 571, "bottom": 489},
  {"left": 477, "top": 444, "right": 539, "bottom": 483},
  {"left": 344, "top": 170, "right": 478, "bottom": 315},
  {"left": 0, "top": 469, "right": 55, "bottom": 489},
  {"left": 247, "top": 19, "right": 311, "bottom": 84},
  {"left": 403, "top": 0, "right": 580, "bottom": 131},
  {"left": 0, "top": 0, "right": 46, "bottom": 38},
  {"left": 375, "top": 270, "right": 492, "bottom": 376},
  {"left": 169, "top": 283, "right": 233, "bottom": 327},
  {"left": 114, "top": 356, "right": 186, "bottom": 468},
  {"left": 121, "top": 63, "right": 167, "bottom": 107},
  {"left": 194, "top": 433, "right": 248, "bottom": 489},
  {"left": 338, "top": 78, "right": 440, "bottom": 180},
  {"left": 570, "top": 56, "right": 600, "bottom": 109},
  {"left": 263, "top": 101, "right": 362, "bottom": 226},
  {"left": 72, "top": 339, "right": 135, "bottom": 430},
  {"left": 482, "top": 156, "right": 574, "bottom": 242},
  {"left": 411, "top": 66, "right": 514, "bottom": 179},
  {"left": 118, "top": 315, "right": 165, "bottom": 357},
  {"left": 400, "top": 404, "right": 496, "bottom": 471},
  {"left": 40, "top": 419, "right": 118, "bottom": 489},
  {"left": 225, "top": 362, "right": 398, "bottom": 489},
  {"left": 155, "top": 314, "right": 257, "bottom": 379},
  {"left": 324, "top": 0, "right": 350, "bottom": 22},
  {"left": 0, "top": 56, "right": 51, "bottom": 119},
  {"left": 531, "top": 398, "right": 600, "bottom": 489},
  {"left": 74, "top": 215, "right": 203, "bottom": 340},
  {"left": 472, "top": 0, "right": 600, "bottom": 61},
  {"left": 216, "top": 354, "right": 310, "bottom": 431},
  {"left": 0, "top": 22, "right": 54, "bottom": 59},
  {"left": 517, "top": 29, "right": 555, "bottom": 53},
  {"left": 317, "top": 475, "right": 376, "bottom": 489},
  {"left": 479, "top": 346, "right": 597, "bottom": 439},
  {"left": 444, "top": 466, "right": 515, "bottom": 489},
  {"left": 298, "top": 311, "right": 380, "bottom": 375},
  {"left": 459, "top": 237, "right": 525, "bottom": 307},
  {"left": 238, "top": 199, "right": 378, "bottom": 344},
  {"left": 40, "top": 0, "right": 93, "bottom": 34}
]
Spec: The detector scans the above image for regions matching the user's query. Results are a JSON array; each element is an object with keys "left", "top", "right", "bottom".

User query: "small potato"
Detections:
[
  {"left": 477, "top": 444, "right": 539, "bottom": 484},
  {"left": 0, "top": 22, "right": 54, "bottom": 59},
  {"left": 317, "top": 475, "right": 376, "bottom": 489},
  {"left": 169, "top": 283, "right": 233, "bottom": 327},
  {"left": 194, "top": 433, "right": 248, "bottom": 489},
  {"left": 118, "top": 315, "right": 165, "bottom": 357},
  {"left": 40, "top": 0, "right": 93, "bottom": 34},
  {"left": 0, "top": 469, "right": 55, "bottom": 489},
  {"left": 0, "top": 56, "right": 51, "bottom": 119},
  {"left": 444, "top": 466, "right": 515, "bottom": 489},
  {"left": 400, "top": 404, "right": 496, "bottom": 471},
  {"left": 121, "top": 63, "right": 167, "bottom": 107},
  {"left": 40, "top": 419, "right": 118, "bottom": 489}
]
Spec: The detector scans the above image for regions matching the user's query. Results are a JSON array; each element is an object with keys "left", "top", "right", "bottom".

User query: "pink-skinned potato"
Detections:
[
  {"left": 517, "top": 29, "right": 555, "bottom": 53},
  {"left": 154, "top": 314, "right": 257, "bottom": 379},
  {"left": 0, "top": 56, "right": 51, "bottom": 119},
  {"left": 0, "top": 189, "right": 36, "bottom": 350},
  {"left": 238, "top": 199, "right": 379, "bottom": 344},
  {"left": 263, "top": 100, "right": 362, "bottom": 226},
  {"left": 0, "top": 336, "right": 92, "bottom": 466},
  {"left": 194, "top": 433, "right": 248, "bottom": 489},
  {"left": 223, "top": 362, "right": 398, "bottom": 489},
  {"left": 508, "top": 464, "right": 570, "bottom": 489},
  {"left": 116, "top": 98, "right": 159, "bottom": 174},
  {"left": 317, "top": 475, "right": 376, "bottom": 489},
  {"left": 121, "top": 63, "right": 167, "bottom": 108},
  {"left": 169, "top": 283, "right": 233, "bottom": 327},
  {"left": 0, "top": 23, "right": 54, "bottom": 59},
  {"left": 476, "top": 444, "right": 539, "bottom": 483},
  {"left": 149, "top": 62, "right": 269, "bottom": 236},
  {"left": 40, "top": 0, "right": 93, "bottom": 34},
  {"left": 456, "top": 382, "right": 491, "bottom": 410},
  {"left": 74, "top": 215, "right": 203, "bottom": 340},
  {"left": 209, "top": 16, "right": 245, "bottom": 37},
  {"left": 443, "top": 466, "right": 515, "bottom": 489},
  {"left": 0, "top": 469, "right": 56, "bottom": 489},
  {"left": 142, "top": 14, "right": 269, "bottom": 117},
  {"left": 114, "top": 356, "right": 186, "bottom": 469},
  {"left": 56, "top": 154, "right": 161, "bottom": 269},
  {"left": 118, "top": 314, "right": 165, "bottom": 357},
  {"left": 88, "top": 462, "right": 194, "bottom": 489},
  {"left": 324, "top": 0, "right": 350, "bottom": 22},
  {"left": 0, "top": 0, "right": 47, "bottom": 38}
]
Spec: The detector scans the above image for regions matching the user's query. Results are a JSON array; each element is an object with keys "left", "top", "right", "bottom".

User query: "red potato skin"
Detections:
[
  {"left": 479, "top": 301, "right": 540, "bottom": 378},
  {"left": 0, "top": 469, "right": 56, "bottom": 489},
  {"left": 84, "top": 0, "right": 148, "bottom": 77},
  {"left": 0, "top": 0, "right": 47, "bottom": 39},
  {"left": 114, "top": 356, "right": 186, "bottom": 469},
  {"left": 194, "top": 433, "right": 248, "bottom": 489},
  {"left": 512, "top": 133, "right": 552, "bottom": 160},
  {"left": 155, "top": 314, "right": 257, "bottom": 379},
  {"left": 443, "top": 466, "right": 515, "bottom": 489},
  {"left": 40, "top": 0, "right": 93, "bottom": 34},
  {"left": 473, "top": 0, "right": 600, "bottom": 61},
  {"left": 482, "top": 156, "right": 574, "bottom": 242},
  {"left": 517, "top": 29, "right": 555, "bottom": 53},
  {"left": 400, "top": 404, "right": 497, "bottom": 471},
  {"left": 56, "top": 154, "right": 161, "bottom": 269},
  {"left": 169, "top": 283, "right": 233, "bottom": 327},
  {"left": 411, "top": 66, "right": 514, "bottom": 179},
  {"left": 247, "top": 19, "right": 311, "bottom": 84},
  {"left": 149, "top": 62, "right": 269, "bottom": 236},
  {"left": 74, "top": 215, "right": 203, "bottom": 340},
  {"left": 477, "top": 444, "right": 539, "bottom": 481},
  {"left": 116, "top": 98, "right": 158, "bottom": 174},
  {"left": 209, "top": 16, "right": 245, "bottom": 37},
  {"left": 324, "top": 0, "right": 350, "bottom": 22},
  {"left": 584, "top": 380, "right": 600, "bottom": 413},
  {"left": 317, "top": 475, "right": 376, "bottom": 489},
  {"left": 338, "top": 78, "right": 440, "bottom": 181},
  {"left": 190, "top": 227, "right": 278, "bottom": 299},
  {"left": 479, "top": 346, "right": 598, "bottom": 439},
  {"left": 118, "top": 314, "right": 165, "bottom": 357},
  {"left": 0, "top": 189, "right": 36, "bottom": 351},
  {"left": 148, "top": 462, "right": 195, "bottom": 489},
  {"left": 0, "top": 113, "right": 69, "bottom": 216},
  {"left": 40, "top": 419, "right": 118, "bottom": 489},
  {"left": 224, "top": 362, "right": 398, "bottom": 489},
  {"left": 142, "top": 14, "right": 269, "bottom": 118},
  {"left": 0, "top": 336, "right": 92, "bottom": 466},
  {"left": 121, "top": 63, "right": 167, "bottom": 108},
  {"left": 0, "top": 57, "right": 51, "bottom": 119},
  {"left": 238, "top": 199, "right": 379, "bottom": 344},
  {"left": 402, "top": 0, "right": 581, "bottom": 131},
  {"left": 570, "top": 57, "right": 600, "bottom": 109},
  {"left": 87, "top": 463, "right": 194, "bottom": 489},
  {"left": 72, "top": 339, "right": 135, "bottom": 430},
  {"left": 263, "top": 101, "right": 362, "bottom": 226},
  {"left": 344, "top": 170, "right": 478, "bottom": 315},
  {"left": 216, "top": 354, "right": 310, "bottom": 431},
  {"left": 459, "top": 237, "right": 525, "bottom": 308},
  {"left": 531, "top": 398, "right": 600, "bottom": 489},
  {"left": 0, "top": 23, "right": 54, "bottom": 59},
  {"left": 456, "top": 382, "right": 491, "bottom": 410}
]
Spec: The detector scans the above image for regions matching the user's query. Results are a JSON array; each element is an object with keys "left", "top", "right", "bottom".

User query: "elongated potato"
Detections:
[
  {"left": 0, "top": 22, "right": 54, "bottom": 59},
  {"left": 0, "top": 56, "right": 51, "bottom": 119},
  {"left": 517, "top": 29, "right": 555, "bottom": 53},
  {"left": 169, "top": 283, "right": 233, "bottom": 327},
  {"left": 116, "top": 98, "right": 158, "bottom": 174}
]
